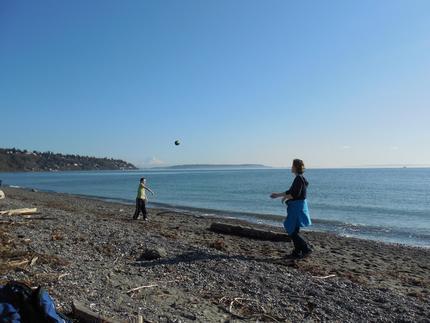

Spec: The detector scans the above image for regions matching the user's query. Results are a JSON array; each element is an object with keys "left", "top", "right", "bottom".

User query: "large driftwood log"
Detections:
[{"left": 209, "top": 222, "right": 290, "bottom": 242}]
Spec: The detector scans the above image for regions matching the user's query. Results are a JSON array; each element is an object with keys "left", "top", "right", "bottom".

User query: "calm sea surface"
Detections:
[{"left": 1, "top": 168, "right": 429, "bottom": 247}]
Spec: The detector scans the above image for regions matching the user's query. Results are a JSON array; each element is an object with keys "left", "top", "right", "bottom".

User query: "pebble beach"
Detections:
[{"left": 1, "top": 187, "right": 429, "bottom": 322}]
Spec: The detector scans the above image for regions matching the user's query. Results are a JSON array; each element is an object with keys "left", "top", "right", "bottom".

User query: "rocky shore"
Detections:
[{"left": 1, "top": 187, "right": 429, "bottom": 322}]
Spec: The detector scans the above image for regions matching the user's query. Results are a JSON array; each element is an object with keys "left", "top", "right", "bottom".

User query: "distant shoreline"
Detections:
[{"left": 146, "top": 163, "right": 271, "bottom": 170}]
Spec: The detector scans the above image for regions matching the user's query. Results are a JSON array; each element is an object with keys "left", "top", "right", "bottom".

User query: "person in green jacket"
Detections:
[{"left": 133, "top": 177, "right": 155, "bottom": 220}]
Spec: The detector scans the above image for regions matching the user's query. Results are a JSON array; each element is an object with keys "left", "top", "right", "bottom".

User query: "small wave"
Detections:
[
  {"left": 310, "top": 202, "right": 429, "bottom": 217},
  {"left": 147, "top": 201, "right": 430, "bottom": 248}
]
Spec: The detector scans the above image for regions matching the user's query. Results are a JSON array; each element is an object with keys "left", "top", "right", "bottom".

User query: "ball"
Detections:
[{"left": 174, "top": 140, "right": 180, "bottom": 146}]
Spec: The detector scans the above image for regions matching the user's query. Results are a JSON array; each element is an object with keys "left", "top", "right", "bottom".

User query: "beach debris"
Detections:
[
  {"left": 58, "top": 273, "right": 70, "bottom": 281},
  {"left": 30, "top": 256, "right": 39, "bottom": 266},
  {"left": 51, "top": 229, "right": 64, "bottom": 241},
  {"left": 219, "top": 296, "right": 283, "bottom": 321},
  {"left": 72, "top": 300, "right": 120, "bottom": 323},
  {"left": 126, "top": 284, "right": 158, "bottom": 294},
  {"left": 209, "top": 238, "right": 227, "bottom": 251},
  {"left": 0, "top": 217, "right": 52, "bottom": 225},
  {"left": 0, "top": 208, "right": 38, "bottom": 216},
  {"left": 6, "top": 259, "right": 30, "bottom": 268},
  {"left": 0, "top": 190, "right": 5, "bottom": 199},
  {"left": 137, "top": 247, "right": 167, "bottom": 261},
  {"left": 312, "top": 274, "right": 336, "bottom": 279},
  {"left": 229, "top": 297, "right": 254, "bottom": 314},
  {"left": 209, "top": 222, "right": 291, "bottom": 242},
  {"left": 126, "top": 279, "right": 180, "bottom": 295}
]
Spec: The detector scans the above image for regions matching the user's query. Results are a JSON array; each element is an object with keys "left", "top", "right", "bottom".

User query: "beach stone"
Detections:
[
  {"left": 138, "top": 247, "right": 167, "bottom": 261},
  {"left": 209, "top": 238, "right": 227, "bottom": 251}
]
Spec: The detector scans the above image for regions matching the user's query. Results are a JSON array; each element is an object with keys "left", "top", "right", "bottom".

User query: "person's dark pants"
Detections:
[
  {"left": 290, "top": 227, "right": 310, "bottom": 254},
  {"left": 133, "top": 198, "right": 147, "bottom": 219}
]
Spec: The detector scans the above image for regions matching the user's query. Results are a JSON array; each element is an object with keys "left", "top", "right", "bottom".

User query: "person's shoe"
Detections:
[
  {"left": 143, "top": 217, "right": 148, "bottom": 222},
  {"left": 284, "top": 250, "right": 301, "bottom": 259},
  {"left": 299, "top": 249, "right": 313, "bottom": 259}
]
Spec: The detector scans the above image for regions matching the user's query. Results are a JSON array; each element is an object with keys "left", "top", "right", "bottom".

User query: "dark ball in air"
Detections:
[{"left": 174, "top": 140, "right": 180, "bottom": 146}]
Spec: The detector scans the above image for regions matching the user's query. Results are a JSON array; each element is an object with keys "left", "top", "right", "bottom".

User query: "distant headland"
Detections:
[
  {"left": 0, "top": 148, "right": 137, "bottom": 172},
  {"left": 148, "top": 164, "right": 271, "bottom": 170}
]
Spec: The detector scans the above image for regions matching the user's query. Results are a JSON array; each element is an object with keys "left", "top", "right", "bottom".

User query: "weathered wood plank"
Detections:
[{"left": 209, "top": 222, "right": 290, "bottom": 242}]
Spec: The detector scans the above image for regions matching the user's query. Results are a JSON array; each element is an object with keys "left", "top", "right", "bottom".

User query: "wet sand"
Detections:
[{"left": 1, "top": 187, "right": 429, "bottom": 322}]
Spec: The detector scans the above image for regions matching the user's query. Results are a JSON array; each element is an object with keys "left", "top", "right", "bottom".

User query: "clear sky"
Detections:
[{"left": 1, "top": 0, "right": 429, "bottom": 168}]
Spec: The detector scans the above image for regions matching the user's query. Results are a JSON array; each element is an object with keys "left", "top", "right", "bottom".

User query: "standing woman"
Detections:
[
  {"left": 133, "top": 177, "right": 155, "bottom": 221},
  {"left": 271, "top": 159, "right": 312, "bottom": 259}
]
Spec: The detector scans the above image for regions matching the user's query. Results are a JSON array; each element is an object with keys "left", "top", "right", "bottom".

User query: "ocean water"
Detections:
[{"left": 1, "top": 168, "right": 429, "bottom": 247}]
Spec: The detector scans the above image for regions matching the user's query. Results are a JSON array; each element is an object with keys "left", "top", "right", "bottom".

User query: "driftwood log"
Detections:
[
  {"left": 72, "top": 300, "right": 145, "bottom": 323},
  {"left": 0, "top": 208, "right": 38, "bottom": 216},
  {"left": 72, "top": 300, "right": 121, "bottom": 323},
  {"left": 209, "top": 222, "right": 290, "bottom": 242}
]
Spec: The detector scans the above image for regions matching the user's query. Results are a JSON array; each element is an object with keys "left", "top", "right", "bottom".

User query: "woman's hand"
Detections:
[{"left": 270, "top": 193, "right": 279, "bottom": 199}]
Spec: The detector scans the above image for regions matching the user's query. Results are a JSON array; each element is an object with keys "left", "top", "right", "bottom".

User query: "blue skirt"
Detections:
[{"left": 283, "top": 199, "right": 312, "bottom": 235}]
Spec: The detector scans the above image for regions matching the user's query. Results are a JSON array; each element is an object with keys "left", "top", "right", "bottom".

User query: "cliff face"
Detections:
[{"left": 0, "top": 148, "right": 137, "bottom": 172}]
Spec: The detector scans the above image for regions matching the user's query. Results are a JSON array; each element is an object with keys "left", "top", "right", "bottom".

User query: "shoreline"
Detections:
[
  {"left": 2, "top": 184, "right": 429, "bottom": 249},
  {"left": 1, "top": 187, "right": 429, "bottom": 321}
]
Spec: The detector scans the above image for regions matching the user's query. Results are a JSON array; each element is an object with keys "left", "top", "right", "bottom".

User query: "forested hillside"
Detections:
[{"left": 0, "top": 148, "right": 137, "bottom": 172}]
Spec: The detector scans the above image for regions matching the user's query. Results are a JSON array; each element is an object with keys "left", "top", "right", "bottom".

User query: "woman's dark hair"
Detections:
[
  {"left": 292, "top": 159, "right": 305, "bottom": 174},
  {"left": 140, "top": 177, "right": 145, "bottom": 182}
]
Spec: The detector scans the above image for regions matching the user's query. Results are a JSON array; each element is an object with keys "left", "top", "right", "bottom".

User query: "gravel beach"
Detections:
[{"left": 1, "top": 187, "right": 429, "bottom": 322}]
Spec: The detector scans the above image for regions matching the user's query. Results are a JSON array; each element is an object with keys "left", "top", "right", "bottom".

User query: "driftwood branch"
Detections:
[
  {"left": 58, "top": 273, "right": 70, "bottom": 280},
  {"left": 126, "top": 279, "right": 180, "bottom": 295},
  {"left": 126, "top": 284, "right": 158, "bottom": 294},
  {"left": 209, "top": 222, "right": 290, "bottom": 242},
  {"left": 312, "top": 274, "right": 336, "bottom": 279},
  {"left": 220, "top": 296, "right": 284, "bottom": 321},
  {"left": 6, "top": 259, "right": 30, "bottom": 267}
]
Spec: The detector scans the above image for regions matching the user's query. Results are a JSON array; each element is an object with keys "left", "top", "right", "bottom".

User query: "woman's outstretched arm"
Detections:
[{"left": 270, "top": 192, "right": 293, "bottom": 203}]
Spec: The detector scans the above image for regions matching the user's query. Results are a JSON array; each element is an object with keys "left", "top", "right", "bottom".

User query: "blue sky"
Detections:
[{"left": 1, "top": 0, "right": 429, "bottom": 168}]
